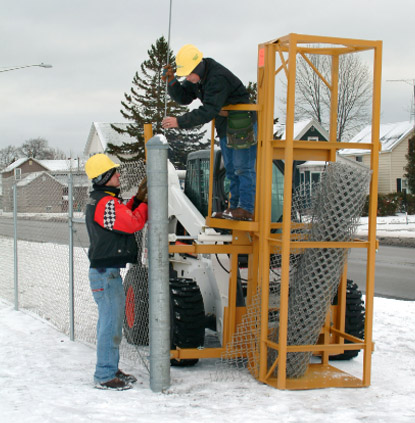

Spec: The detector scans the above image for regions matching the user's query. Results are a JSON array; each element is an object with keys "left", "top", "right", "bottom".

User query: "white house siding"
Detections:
[
  {"left": 376, "top": 153, "right": 392, "bottom": 194},
  {"left": 88, "top": 131, "right": 105, "bottom": 156},
  {"left": 391, "top": 138, "right": 410, "bottom": 191}
]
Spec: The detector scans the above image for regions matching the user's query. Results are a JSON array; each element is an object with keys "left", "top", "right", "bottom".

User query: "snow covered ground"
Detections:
[
  {"left": 1, "top": 296, "right": 414, "bottom": 423},
  {"left": 0, "top": 214, "right": 414, "bottom": 422},
  {"left": 356, "top": 214, "right": 415, "bottom": 247}
]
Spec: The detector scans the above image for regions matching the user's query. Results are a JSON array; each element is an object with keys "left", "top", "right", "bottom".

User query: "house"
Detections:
[
  {"left": 340, "top": 121, "right": 414, "bottom": 194},
  {"left": 84, "top": 122, "right": 137, "bottom": 161},
  {"left": 14, "top": 172, "right": 66, "bottom": 213},
  {"left": 273, "top": 118, "right": 329, "bottom": 141},
  {"left": 1, "top": 158, "right": 88, "bottom": 212},
  {"left": 297, "top": 155, "right": 371, "bottom": 196}
]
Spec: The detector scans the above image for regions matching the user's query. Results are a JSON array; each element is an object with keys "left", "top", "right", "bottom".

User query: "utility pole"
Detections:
[{"left": 387, "top": 79, "right": 415, "bottom": 122}]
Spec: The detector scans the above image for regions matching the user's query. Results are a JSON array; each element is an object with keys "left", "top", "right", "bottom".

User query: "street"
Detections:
[
  {"left": 348, "top": 244, "right": 415, "bottom": 301},
  {"left": 1, "top": 215, "right": 414, "bottom": 300}
]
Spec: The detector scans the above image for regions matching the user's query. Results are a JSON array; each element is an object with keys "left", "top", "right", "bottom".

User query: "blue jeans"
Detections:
[
  {"left": 219, "top": 136, "right": 257, "bottom": 213},
  {"left": 89, "top": 267, "right": 125, "bottom": 383}
]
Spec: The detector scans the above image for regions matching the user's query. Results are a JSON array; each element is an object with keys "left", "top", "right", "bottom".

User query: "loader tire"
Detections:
[
  {"left": 123, "top": 266, "right": 149, "bottom": 346},
  {"left": 330, "top": 279, "right": 365, "bottom": 361},
  {"left": 170, "top": 277, "right": 205, "bottom": 367}
]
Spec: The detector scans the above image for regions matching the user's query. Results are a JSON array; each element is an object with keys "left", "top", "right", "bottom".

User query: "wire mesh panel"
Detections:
[
  {"left": 0, "top": 175, "right": 17, "bottom": 303},
  {"left": 0, "top": 163, "right": 151, "bottom": 372},
  {"left": 220, "top": 162, "right": 371, "bottom": 380},
  {"left": 118, "top": 161, "right": 150, "bottom": 369}
]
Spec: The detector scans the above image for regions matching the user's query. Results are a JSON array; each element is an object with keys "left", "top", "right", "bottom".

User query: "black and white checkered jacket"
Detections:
[{"left": 85, "top": 186, "right": 148, "bottom": 268}]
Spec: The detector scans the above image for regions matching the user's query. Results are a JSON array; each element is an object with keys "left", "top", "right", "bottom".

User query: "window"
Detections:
[
  {"left": 397, "top": 178, "right": 402, "bottom": 192},
  {"left": 14, "top": 168, "right": 21, "bottom": 180},
  {"left": 311, "top": 172, "right": 321, "bottom": 184},
  {"left": 356, "top": 156, "right": 363, "bottom": 163}
]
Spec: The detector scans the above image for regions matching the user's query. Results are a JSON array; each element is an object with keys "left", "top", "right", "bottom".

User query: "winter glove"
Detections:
[
  {"left": 161, "top": 65, "right": 177, "bottom": 86},
  {"left": 136, "top": 177, "right": 148, "bottom": 203}
]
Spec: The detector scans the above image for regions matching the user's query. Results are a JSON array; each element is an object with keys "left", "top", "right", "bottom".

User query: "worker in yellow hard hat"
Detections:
[
  {"left": 162, "top": 44, "right": 256, "bottom": 221},
  {"left": 84, "top": 153, "right": 148, "bottom": 390}
]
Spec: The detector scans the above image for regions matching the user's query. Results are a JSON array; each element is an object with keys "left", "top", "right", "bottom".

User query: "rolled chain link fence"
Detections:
[
  {"left": 0, "top": 162, "right": 149, "bottom": 372},
  {"left": 220, "top": 162, "right": 371, "bottom": 379}
]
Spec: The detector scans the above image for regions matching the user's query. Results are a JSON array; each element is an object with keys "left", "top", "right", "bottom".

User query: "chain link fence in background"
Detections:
[{"left": 0, "top": 162, "right": 148, "bottom": 372}]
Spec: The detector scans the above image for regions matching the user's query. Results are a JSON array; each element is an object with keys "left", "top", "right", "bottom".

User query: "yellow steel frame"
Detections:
[
  {"left": 253, "top": 33, "right": 381, "bottom": 389},
  {"left": 145, "top": 33, "right": 382, "bottom": 390}
]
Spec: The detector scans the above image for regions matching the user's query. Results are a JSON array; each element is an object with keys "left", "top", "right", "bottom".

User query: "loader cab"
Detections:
[{"left": 184, "top": 148, "right": 302, "bottom": 224}]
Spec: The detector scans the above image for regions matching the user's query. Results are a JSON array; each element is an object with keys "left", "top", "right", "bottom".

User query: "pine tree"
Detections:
[
  {"left": 109, "top": 36, "right": 206, "bottom": 167},
  {"left": 404, "top": 133, "right": 415, "bottom": 193}
]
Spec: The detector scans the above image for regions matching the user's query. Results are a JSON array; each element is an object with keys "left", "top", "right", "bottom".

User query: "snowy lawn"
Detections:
[{"left": 1, "top": 297, "right": 414, "bottom": 423}]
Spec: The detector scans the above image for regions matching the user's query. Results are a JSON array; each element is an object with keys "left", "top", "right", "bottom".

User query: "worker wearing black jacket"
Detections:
[
  {"left": 85, "top": 153, "right": 148, "bottom": 391},
  {"left": 162, "top": 44, "right": 256, "bottom": 221}
]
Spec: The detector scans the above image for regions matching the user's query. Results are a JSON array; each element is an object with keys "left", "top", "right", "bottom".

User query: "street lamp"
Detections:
[{"left": 0, "top": 63, "right": 53, "bottom": 73}]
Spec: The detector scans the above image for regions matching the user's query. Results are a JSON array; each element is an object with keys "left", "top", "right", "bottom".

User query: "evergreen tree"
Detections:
[
  {"left": 246, "top": 81, "right": 257, "bottom": 103},
  {"left": 109, "top": 36, "right": 206, "bottom": 167},
  {"left": 404, "top": 133, "right": 415, "bottom": 193}
]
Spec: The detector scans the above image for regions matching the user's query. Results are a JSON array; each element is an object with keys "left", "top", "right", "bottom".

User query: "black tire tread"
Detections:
[
  {"left": 330, "top": 279, "right": 365, "bottom": 361},
  {"left": 170, "top": 277, "right": 205, "bottom": 367}
]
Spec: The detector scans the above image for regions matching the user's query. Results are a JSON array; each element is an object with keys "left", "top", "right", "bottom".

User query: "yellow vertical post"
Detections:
[
  {"left": 276, "top": 34, "right": 297, "bottom": 389},
  {"left": 329, "top": 54, "right": 339, "bottom": 158},
  {"left": 257, "top": 42, "right": 275, "bottom": 383},
  {"left": 143, "top": 123, "right": 154, "bottom": 161},
  {"left": 363, "top": 41, "right": 382, "bottom": 386},
  {"left": 208, "top": 120, "right": 216, "bottom": 218}
]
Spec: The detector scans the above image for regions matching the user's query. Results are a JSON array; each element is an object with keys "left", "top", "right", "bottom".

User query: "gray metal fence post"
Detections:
[
  {"left": 68, "top": 172, "right": 75, "bottom": 341},
  {"left": 13, "top": 182, "right": 18, "bottom": 310},
  {"left": 146, "top": 134, "right": 170, "bottom": 392}
]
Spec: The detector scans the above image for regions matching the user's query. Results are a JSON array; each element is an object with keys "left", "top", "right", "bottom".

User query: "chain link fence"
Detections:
[
  {"left": 1, "top": 160, "right": 371, "bottom": 382},
  {"left": 0, "top": 163, "right": 148, "bottom": 371},
  {"left": 220, "top": 162, "right": 371, "bottom": 379}
]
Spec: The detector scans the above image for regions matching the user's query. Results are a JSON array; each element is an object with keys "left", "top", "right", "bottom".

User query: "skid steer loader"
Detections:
[{"left": 123, "top": 148, "right": 365, "bottom": 365}]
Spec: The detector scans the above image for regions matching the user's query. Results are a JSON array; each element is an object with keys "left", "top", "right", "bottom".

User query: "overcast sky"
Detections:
[{"left": 1, "top": 0, "right": 414, "bottom": 156}]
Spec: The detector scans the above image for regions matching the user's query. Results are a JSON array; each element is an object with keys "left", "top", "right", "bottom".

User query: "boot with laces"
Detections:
[
  {"left": 116, "top": 369, "right": 137, "bottom": 384},
  {"left": 222, "top": 207, "right": 253, "bottom": 221},
  {"left": 95, "top": 377, "right": 132, "bottom": 391},
  {"left": 212, "top": 208, "right": 234, "bottom": 219}
]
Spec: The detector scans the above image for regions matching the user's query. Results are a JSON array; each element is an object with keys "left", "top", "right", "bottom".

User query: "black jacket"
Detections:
[
  {"left": 85, "top": 185, "right": 148, "bottom": 268},
  {"left": 168, "top": 58, "right": 250, "bottom": 138}
]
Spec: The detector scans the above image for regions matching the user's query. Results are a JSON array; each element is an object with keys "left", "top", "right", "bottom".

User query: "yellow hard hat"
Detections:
[
  {"left": 175, "top": 44, "right": 203, "bottom": 76},
  {"left": 85, "top": 153, "right": 120, "bottom": 180}
]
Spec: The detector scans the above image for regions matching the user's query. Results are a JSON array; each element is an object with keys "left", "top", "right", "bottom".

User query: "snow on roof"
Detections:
[
  {"left": 341, "top": 121, "right": 414, "bottom": 155},
  {"left": 2, "top": 158, "right": 86, "bottom": 174},
  {"left": 16, "top": 171, "right": 65, "bottom": 187},
  {"left": 84, "top": 122, "right": 136, "bottom": 155},
  {"left": 273, "top": 118, "right": 329, "bottom": 140},
  {"left": 1, "top": 157, "right": 44, "bottom": 173},
  {"left": 40, "top": 159, "right": 85, "bottom": 172}
]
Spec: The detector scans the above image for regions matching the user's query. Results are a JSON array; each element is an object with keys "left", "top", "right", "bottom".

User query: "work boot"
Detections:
[
  {"left": 95, "top": 377, "right": 133, "bottom": 391},
  {"left": 212, "top": 208, "right": 233, "bottom": 219},
  {"left": 116, "top": 369, "right": 137, "bottom": 384},
  {"left": 223, "top": 207, "right": 253, "bottom": 221}
]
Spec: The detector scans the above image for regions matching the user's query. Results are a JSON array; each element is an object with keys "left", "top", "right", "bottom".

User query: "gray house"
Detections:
[{"left": 1, "top": 158, "right": 88, "bottom": 212}]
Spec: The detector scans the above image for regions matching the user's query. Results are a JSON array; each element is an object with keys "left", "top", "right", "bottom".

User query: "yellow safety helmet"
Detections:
[
  {"left": 85, "top": 153, "right": 119, "bottom": 180},
  {"left": 175, "top": 44, "right": 203, "bottom": 77}
]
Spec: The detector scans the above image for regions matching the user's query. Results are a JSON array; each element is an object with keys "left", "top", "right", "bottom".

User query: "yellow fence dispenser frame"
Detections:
[{"left": 146, "top": 33, "right": 381, "bottom": 390}]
